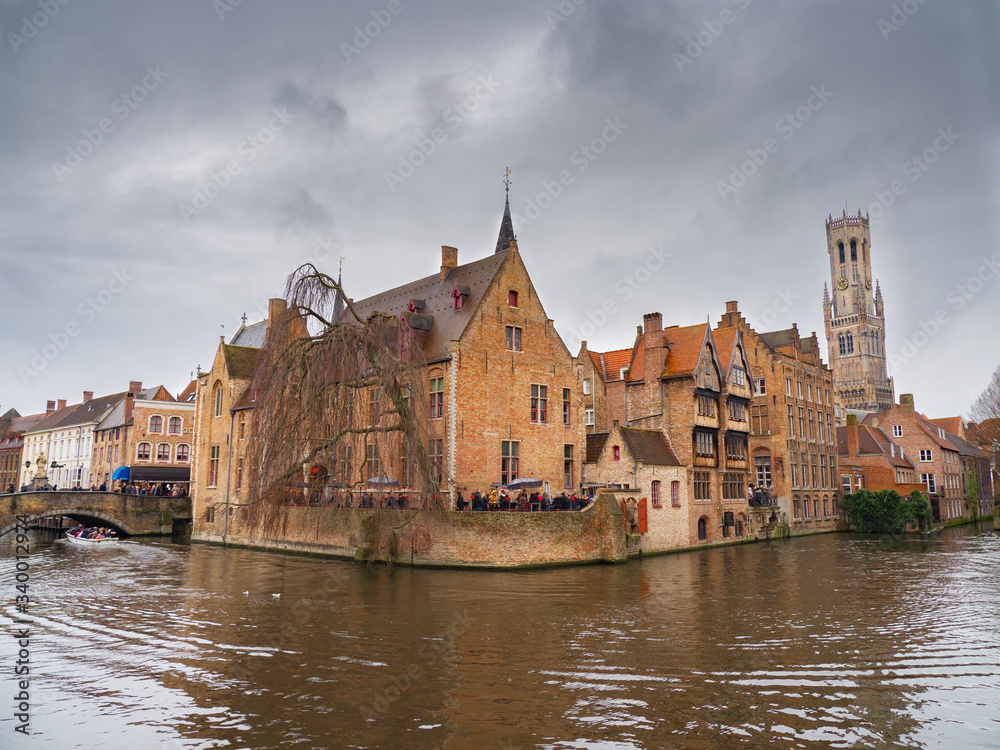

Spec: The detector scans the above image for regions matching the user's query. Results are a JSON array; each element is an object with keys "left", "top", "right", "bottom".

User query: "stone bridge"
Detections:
[{"left": 0, "top": 491, "right": 192, "bottom": 538}]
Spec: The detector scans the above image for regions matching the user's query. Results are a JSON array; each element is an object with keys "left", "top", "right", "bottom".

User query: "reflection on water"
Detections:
[{"left": 1, "top": 525, "right": 999, "bottom": 749}]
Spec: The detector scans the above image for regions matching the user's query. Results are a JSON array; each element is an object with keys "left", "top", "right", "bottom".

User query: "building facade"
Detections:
[
  {"left": 718, "top": 301, "right": 840, "bottom": 534},
  {"left": 90, "top": 383, "right": 194, "bottom": 489},
  {"left": 822, "top": 210, "right": 894, "bottom": 412},
  {"left": 589, "top": 312, "right": 771, "bottom": 543},
  {"left": 861, "top": 394, "right": 964, "bottom": 523},
  {"left": 837, "top": 414, "right": 924, "bottom": 499}
]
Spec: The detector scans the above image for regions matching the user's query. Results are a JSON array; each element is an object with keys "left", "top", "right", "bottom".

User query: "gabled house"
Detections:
[
  {"left": 717, "top": 301, "right": 840, "bottom": 535},
  {"left": 589, "top": 311, "right": 769, "bottom": 543},
  {"left": 583, "top": 423, "right": 693, "bottom": 550}
]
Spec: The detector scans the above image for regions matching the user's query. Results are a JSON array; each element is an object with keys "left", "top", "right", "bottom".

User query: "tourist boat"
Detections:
[{"left": 64, "top": 529, "right": 120, "bottom": 546}]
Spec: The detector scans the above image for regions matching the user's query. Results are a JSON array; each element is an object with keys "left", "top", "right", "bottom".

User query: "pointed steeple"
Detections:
[
  {"left": 332, "top": 256, "right": 347, "bottom": 323},
  {"left": 495, "top": 167, "right": 516, "bottom": 254},
  {"left": 822, "top": 282, "right": 831, "bottom": 311}
]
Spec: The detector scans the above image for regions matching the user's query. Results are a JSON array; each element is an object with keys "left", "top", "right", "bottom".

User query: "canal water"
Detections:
[{"left": 1, "top": 524, "right": 999, "bottom": 749}]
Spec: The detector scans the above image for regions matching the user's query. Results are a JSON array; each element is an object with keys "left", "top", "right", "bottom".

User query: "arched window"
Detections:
[
  {"left": 176, "top": 444, "right": 190, "bottom": 462},
  {"left": 846, "top": 332, "right": 854, "bottom": 354},
  {"left": 697, "top": 517, "right": 707, "bottom": 541},
  {"left": 137, "top": 442, "right": 151, "bottom": 461},
  {"left": 838, "top": 333, "right": 846, "bottom": 356},
  {"left": 168, "top": 416, "right": 182, "bottom": 435},
  {"left": 850, "top": 239, "right": 857, "bottom": 261},
  {"left": 149, "top": 415, "right": 163, "bottom": 434},
  {"left": 838, "top": 242, "right": 845, "bottom": 264},
  {"left": 862, "top": 241, "right": 866, "bottom": 262},
  {"left": 803, "top": 496, "right": 810, "bottom": 517},
  {"left": 793, "top": 497, "right": 801, "bottom": 518},
  {"left": 213, "top": 382, "right": 223, "bottom": 417},
  {"left": 613, "top": 445, "right": 621, "bottom": 461},
  {"left": 156, "top": 443, "right": 170, "bottom": 462}
]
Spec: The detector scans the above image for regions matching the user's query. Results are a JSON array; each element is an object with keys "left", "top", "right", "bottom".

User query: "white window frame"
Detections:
[
  {"left": 756, "top": 378, "right": 766, "bottom": 396},
  {"left": 919, "top": 449, "right": 932, "bottom": 462},
  {"left": 892, "top": 425, "right": 902, "bottom": 438},
  {"left": 584, "top": 408, "right": 595, "bottom": 426}
]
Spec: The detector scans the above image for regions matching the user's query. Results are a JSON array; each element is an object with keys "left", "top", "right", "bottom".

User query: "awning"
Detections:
[
  {"left": 128, "top": 466, "right": 191, "bottom": 483},
  {"left": 111, "top": 466, "right": 130, "bottom": 481}
]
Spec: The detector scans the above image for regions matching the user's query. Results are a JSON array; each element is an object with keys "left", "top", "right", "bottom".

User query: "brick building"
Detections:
[
  {"left": 861, "top": 394, "right": 964, "bottom": 523},
  {"left": 836, "top": 414, "right": 923, "bottom": 498},
  {"left": 0, "top": 408, "right": 46, "bottom": 492},
  {"left": 193, "top": 198, "right": 586, "bottom": 539},
  {"left": 588, "top": 312, "right": 763, "bottom": 543},
  {"left": 344, "top": 201, "right": 584, "bottom": 502},
  {"left": 576, "top": 345, "right": 630, "bottom": 434},
  {"left": 583, "top": 424, "right": 695, "bottom": 549},
  {"left": 192, "top": 300, "right": 278, "bottom": 534},
  {"left": 91, "top": 382, "right": 195, "bottom": 490},
  {"left": 717, "top": 301, "right": 840, "bottom": 534}
]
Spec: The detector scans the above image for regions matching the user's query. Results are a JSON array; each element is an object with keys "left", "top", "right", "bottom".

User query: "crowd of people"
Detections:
[
  {"left": 456, "top": 489, "right": 591, "bottom": 512},
  {"left": 747, "top": 483, "right": 774, "bottom": 507},
  {"left": 10, "top": 482, "right": 188, "bottom": 496}
]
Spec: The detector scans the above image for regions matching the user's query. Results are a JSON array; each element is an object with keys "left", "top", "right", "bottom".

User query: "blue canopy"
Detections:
[{"left": 111, "top": 466, "right": 130, "bottom": 481}]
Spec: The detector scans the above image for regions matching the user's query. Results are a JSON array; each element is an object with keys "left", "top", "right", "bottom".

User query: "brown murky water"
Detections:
[{"left": 2, "top": 524, "right": 999, "bottom": 749}]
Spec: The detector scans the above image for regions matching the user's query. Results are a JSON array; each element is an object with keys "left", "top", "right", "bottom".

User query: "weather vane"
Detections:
[
  {"left": 338, "top": 256, "right": 345, "bottom": 278},
  {"left": 503, "top": 167, "right": 511, "bottom": 197}
]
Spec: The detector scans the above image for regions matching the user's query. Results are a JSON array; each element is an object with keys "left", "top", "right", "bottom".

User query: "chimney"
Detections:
[
  {"left": 643, "top": 312, "right": 664, "bottom": 381},
  {"left": 46, "top": 400, "right": 55, "bottom": 415},
  {"left": 268, "top": 298, "right": 287, "bottom": 323},
  {"left": 128, "top": 381, "right": 142, "bottom": 396},
  {"left": 720, "top": 300, "right": 740, "bottom": 328},
  {"left": 441, "top": 246, "right": 458, "bottom": 282},
  {"left": 57, "top": 399, "right": 67, "bottom": 410},
  {"left": 845, "top": 413, "right": 859, "bottom": 457},
  {"left": 124, "top": 391, "right": 134, "bottom": 422},
  {"left": 900, "top": 393, "right": 914, "bottom": 411},
  {"left": 82, "top": 391, "right": 94, "bottom": 404}
]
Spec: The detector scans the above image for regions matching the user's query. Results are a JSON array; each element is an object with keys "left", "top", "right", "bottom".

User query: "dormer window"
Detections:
[
  {"left": 452, "top": 285, "right": 470, "bottom": 310},
  {"left": 407, "top": 299, "right": 426, "bottom": 313},
  {"left": 619, "top": 367, "right": 628, "bottom": 381},
  {"left": 508, "top": 290, "right": 518, "bottom": 308}
]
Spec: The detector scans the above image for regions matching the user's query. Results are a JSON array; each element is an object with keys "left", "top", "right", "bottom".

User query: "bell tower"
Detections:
[{"left": 822, "top": 209, "right": 894, "bottom": 412}]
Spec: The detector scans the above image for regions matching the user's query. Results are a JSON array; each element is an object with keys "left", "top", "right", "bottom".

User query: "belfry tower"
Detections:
[{"left": 822, "top": 210, "right": 894, "bottom": 412}]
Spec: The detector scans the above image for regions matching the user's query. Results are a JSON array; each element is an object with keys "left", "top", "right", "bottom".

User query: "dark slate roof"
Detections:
[
  {"left": 620, "top": 427, "right": 682, "bottom": 466},
  {"left": 759, "top": 328, "right": 795, "bottom": 350},
  {"left": 55, "top": 392, "right": 127, "bottom": 428},
  {"left": 350, "top": 249, "right": 508, "bottom": 363},
  {"left": 586, "top": 433, "right": 609, "bottom": 463},
  {"left": 1, "top": 408, "right": 20, "bottom": 419},
  {"left": 94, "top": 387, "right": 163, "bottom": 431},
  {"left": 231, "top": 319, "right": 268, "bottom": 348},
  {"left": 223, "top": 345, "right": 263, "bottom": 380},
  {"left": 946, "top": 432, "right": 987, "bottom": 459},
  {"left": 495, "top": 197, "right": 516, "bottom": 254}
]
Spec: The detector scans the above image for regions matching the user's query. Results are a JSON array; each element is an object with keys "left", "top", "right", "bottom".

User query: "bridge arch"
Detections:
[{"left": 0, "top": 508, "right": 138, "bottom": 538}]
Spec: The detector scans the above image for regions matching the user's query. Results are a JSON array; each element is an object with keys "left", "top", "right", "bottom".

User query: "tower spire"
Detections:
[{"left": 495, "top": 167, "right": 516, "bottom": 254}]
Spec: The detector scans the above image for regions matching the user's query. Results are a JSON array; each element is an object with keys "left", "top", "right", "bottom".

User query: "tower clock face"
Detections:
[
  {"left": 865, "top": 278, "right": 872, "bottom": 290},
  {"left": 836, "top": 277, "right": 849, "bottom": 291}
]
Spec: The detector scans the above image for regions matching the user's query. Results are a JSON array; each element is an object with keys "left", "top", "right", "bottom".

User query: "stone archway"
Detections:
[{"left": 0, "top": 508, "right": 138, "bottom": 538}]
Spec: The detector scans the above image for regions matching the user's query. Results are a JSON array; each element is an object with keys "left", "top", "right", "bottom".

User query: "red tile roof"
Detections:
[
  {"left": 663, "top": 323, "right": 709, "bottom": 378},
  {"left": 713, "top": 326, "right": 738, "bottom": 372}
]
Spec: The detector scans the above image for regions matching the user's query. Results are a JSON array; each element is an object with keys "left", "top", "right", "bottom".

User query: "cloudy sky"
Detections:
[{"left": 1, "top": 0, "right": 997, "bottom": 420}]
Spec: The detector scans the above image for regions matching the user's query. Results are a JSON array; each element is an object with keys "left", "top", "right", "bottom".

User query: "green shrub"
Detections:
[{"left": 841, "top": 489, "right": 932, "bottom": 533}]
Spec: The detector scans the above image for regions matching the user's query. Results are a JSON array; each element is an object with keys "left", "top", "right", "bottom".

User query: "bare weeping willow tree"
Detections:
[
  {"left": 968, "top": 363, "right": 1000, "bottom": 501},
  {"left": 242, "top": 263, "right": 443, "bottom": 551}
]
